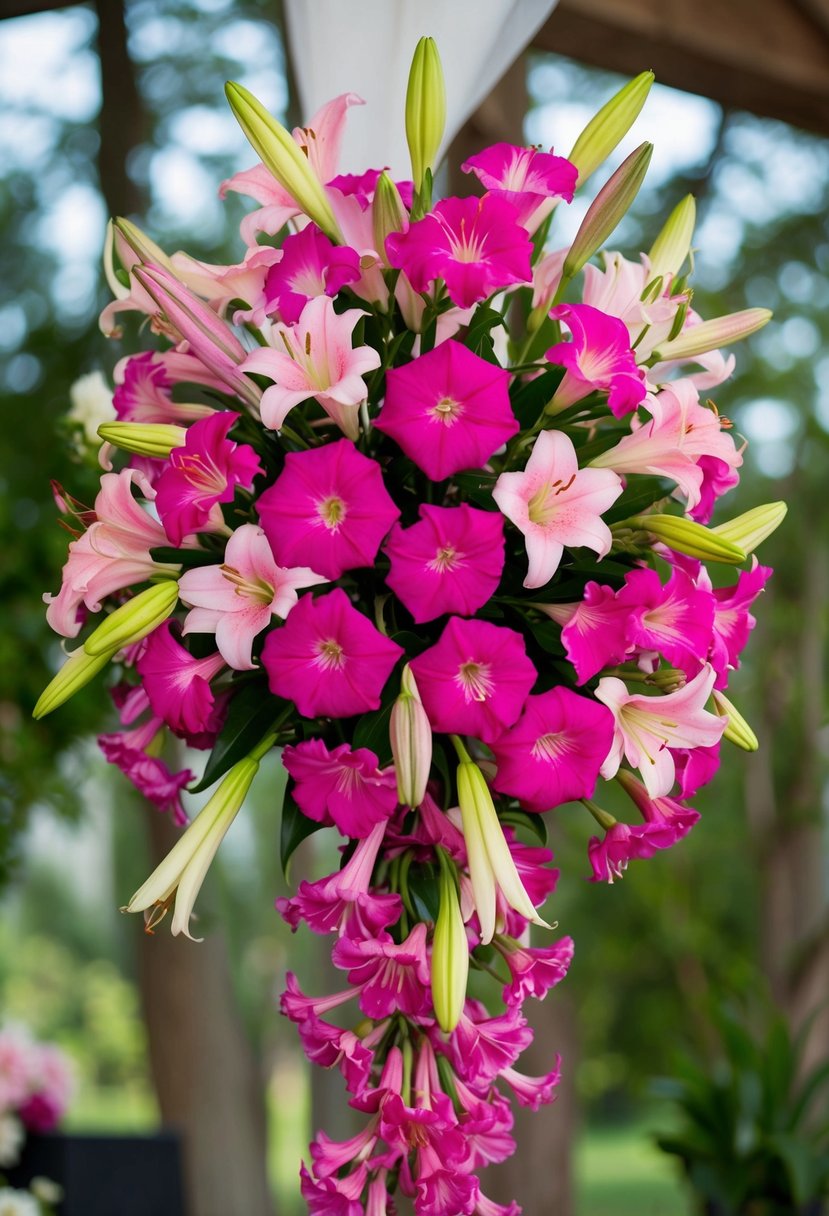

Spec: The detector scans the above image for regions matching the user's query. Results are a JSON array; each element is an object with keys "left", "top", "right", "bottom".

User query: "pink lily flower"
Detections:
[
  {"left": 263, "top": 225, "right": 361, "bottom": 324},
  {"left": 112, "top": 352, "right": 214, "bottom": 425},
  {"left": 495, "top": 935, "right": 574, "bottom": 1007},
  {"left": 492, "top": 430, "right": 623, "bottom": 589},
  {"left": 616, "top": 566, "right": 715, "bottom": 674},
  {"left": 546, "top": 302, "right": 647, "bottom": 416},
  {"left": 462, "top": 142, "right": 577, "bottom": 233},
  {"left": 557, "top": 581, "right": 633, "bottom": 684},
  {"left": 241, "top": 295, "right": 381, "bottom": 440},
  {"left": 448, "top": 1002, "right": 534, "bottom": 1087},
  {"left": 705, "top": 558, "right": 772, "bottom": 688},
  {"left": 332, "top": 923, "right": 431, "bottom": 1019},
  {"left": 595, "top": 663, "right": 727, "bottom": 797},
  {"left": 582, "top": 250, "right": 685, "bottom": 361},
  {"left": 170, "top": 244, "right": 284, "bottom": 326},
  {"left": 178, "top": 523, "right": 326, "bottom": 670}
]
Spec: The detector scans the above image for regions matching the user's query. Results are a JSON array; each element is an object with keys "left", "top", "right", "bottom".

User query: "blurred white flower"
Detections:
[
  {"left": 0, "top": 1188, "right": 40, "bottom": 1216},
  {"left": 67, "top": 369, "right": 113, "bottom": 447},
  {"left": 0, "top": 1113, "right": 24, "bottom": 1168}
]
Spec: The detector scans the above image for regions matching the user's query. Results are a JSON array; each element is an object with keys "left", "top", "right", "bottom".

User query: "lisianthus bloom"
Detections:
[
  {"left": 332, "top": 923, "right": 431, "bottom": 1019},
  {"left": 385, "top": 195, "right": 533, "bottom": 308},
  {"left": 154, "top": 411, "right": 262, "bottom": 545},
  {"left": 263, "top": 225, "right": 361, "bottom": 323},
  {"left": 112, "top": 351, "right": 214, "bottom": 424},
  {"left": 256, "top": 438, "right": 399, "bottom": 580},
  {"left": 546, "top": 303, "right": 647, "bottom": 416},
  {"left": 44, "top": 469, "right": 177, "bottom": 638},
  {"left": 490, "top": 687, "right": 615, "bottom": 811},
  {"left": 411, "top": 617, "right": 537, "bottom": 741},
  {"left": 241, "top": 295, "right": 380, "bottom": 440},
  {"left": 178, "top": 523, "right": 326, "bottom": 670},
  {"left": 384, "top": 505, "right": 505, "bottom": 623},
  {"left": 262, "top": 588, "right": 403, "bottom": 718},
  {"left": 596, "top": 663, "right": 726, "bottom": 797},
  {"left": 281, "top": 738, "right": 397, "bottom": 838},
  {"left": 492, "top": 429, "right": 623, "bottom": 589},
  {"left": 136, "top": 622, "right": 225, "bottom": 739},
  {"left": 376, "top": 340, "right": 518, "bottom": 481},
  {"left": 462, "top": 142, "right": 577, "bottom": 233}
]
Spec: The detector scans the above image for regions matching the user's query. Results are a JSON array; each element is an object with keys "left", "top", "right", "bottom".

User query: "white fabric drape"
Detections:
[{"left": 284, "top": 0, "right": 559, "bottom": 178}]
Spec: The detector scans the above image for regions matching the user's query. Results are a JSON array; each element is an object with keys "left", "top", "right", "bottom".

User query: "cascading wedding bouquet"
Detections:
[{"left": 35, "top": 37, "right": 784, "bottom": 1215}]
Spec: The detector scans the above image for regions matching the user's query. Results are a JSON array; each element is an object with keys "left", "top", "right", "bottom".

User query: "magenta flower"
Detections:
[
  {"left": 449, "top": 1004, "right": 534, "bottom": 1087},
  {"left": 546, "top": 303, "right": 647, "bottom": 416},
  {"left": 263, "top": 225, "right": 361, "bottom": 324},
  {"left": 462, "top": 142, "right": 577, "bottom": 233},
  {"left": 618, "top": 768, "right": 701, "bottom": 840},
  {"left": 385, "top": 195, "right": 533, "bottom": 308},
  {"left": 296, "top": 1013, "right": 375, "bottom": 1096},
  {"left": 154, "top": 411, "right": 262, "bottom": 545},
  {"left": 256, "top": 438, "right": 399, "bottom": 581},
  {"left": 708, "top": 558, "right": 772, "bottom": 688},
  {"left": 559, "top": 581, "right": 633, "bottom": 684},
  {"left": 178, "top": 523, "right": 326, "bottom": 670},
  {"left": 262, "top": 588, "right": 403, "bottom": 718},
  {"left": 493, "top": 429, "right": 623, "bottom": 589},
  {"left": 409, "top": 617, "right": 536, "bottom": 741},
  {"left": 376, "top": 340, "right": 518, "bottom": 481},
  {"left": 587, "top": 821, "right": 671, "bottom": 882},
  {"left": 384, "top": 505, "right": 505, "bottom": 623},
  {"left": 137, "top": 622, "right": 225, "bottom": 739},
  {"left": 332, "top": 923, "right": 431, "bottom": 1019},
  {"left": 282, "top": 738, "right": 398, "bottom": 838},
  {"left": 690, "top": 455, "right": 742, "bottom": 524},
  {"left": 500, "top": 1061, "right": 561, "bottom": 1110},
  {"left": 496, "top": 935, "right": 574, "bottom": 1007},
  {"left": 490, "top": 687, "right": 615, "bottom": 811},
  {"left": 617, "top": 567, "right": 715, "bottom": 673},
  {"left": 98, "top": 715, "right": 192, "bottom": 826},
  {"left": 113, "top": 352, "right": 214, "bottom": 425},
  {"left": 241, "top": 295, "right": 381, "bottom": 440}
]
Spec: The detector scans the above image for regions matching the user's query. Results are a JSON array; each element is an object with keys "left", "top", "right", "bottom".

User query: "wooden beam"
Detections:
[
  {"left": 0, "top": 0, "right": 81, "bottom": 17},
  {"left": 536, "top": 0, "right": 829, "bottom": 135}
]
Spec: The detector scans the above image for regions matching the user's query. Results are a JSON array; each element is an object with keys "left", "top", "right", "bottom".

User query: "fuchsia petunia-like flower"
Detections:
[
  {"left": 617, "top": 566, "right": 715, "bottom": 674},
  {"left": 546, "top": 302, "right": 647, "bottom": 416},
  {"left": 491, "top": 687, "right": 615, "bottom": 811},
  {"left": 262, "top": 588, "right": 403, "bottom": 718},
  {"left": 256, "top": 438, "right": 400, "bottom": 581},
  {"left": 384, "top": 504, "right": 505, "bottom": 623},
  {"left": 263, "top": 225, "right": 361, "bottom": 324},
  {"left": 281, "top": 739, "right": 398, "bottom": 838},
  {"left": 558, "top": 581, "right": 633, "bottom": 683},
  {"left": 385, "top": 195, "right": 533, "bottom": 308},
  {"left": 376, "top": 340, "right": 518, "bottom": 481},
  {"left": 493, "top": 429, "right": 623, "bottom": 589},
  {"left": 462, "top": 142, "right": 577, "bottom": 233},
  {"left": 178, "top": 523, "right": 326, "bottom": 670},
  {"left": 154, "top": 410, "right": 263, "bottom": 545},
  {"left": 410, "top": 616, "right": 537, "bottom": 742}
]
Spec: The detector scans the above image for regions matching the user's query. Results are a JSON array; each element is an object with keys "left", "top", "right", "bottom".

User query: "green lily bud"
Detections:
[
  {"left": 563, "top": 142, "right": 653, "bottom": 281},
  {"left": 618, "top": 514, "right": 747, "bottom": 563},
  {"left": 224, "top": 81, "right": 342, "bottom": 243},
  {"left": 83, "top": 580, "right": 180, "bottom": 658},
  {"left": 712, "top": 689, "right": 759, "bottom": 752},
  {"left": 568, "top": 70, "right": 654, "bottom": 186},
  {"left": 406, "top": 37, "right": 446, "bottom": 201},
  {"left": 97, "top": 422, "right": 188, "bottom": 459},
  {"left": 431, "top": 849, "right": 469, "bottom": 1033},
  {"left": 652, "top": 308, "right": 772, "bottom": 362},
  {"left": 372, "top": 171, "right": 408, "bottom": 256},
  {"left": 33, "top": 647, "right": 114, "bottom": 720},
  {"left": 711, "top": 501, "right": 787, "bottom": 554},
  {"left": 389, "top": 664, "right": 432, "bottom": 808},
  {"left": 647, "top": 194, "right": 696, "bottom": 283}
]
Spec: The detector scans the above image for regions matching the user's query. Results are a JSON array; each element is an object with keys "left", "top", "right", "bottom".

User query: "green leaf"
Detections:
[
  {"left": 463, "top": 305, "right": 506, "bottom": 362},
  {"left": 280, "top": 788, "right": 325, "bottom": 881},
  {"left": 604, "top": 476, "right": 671, "bottom": 525},
  {"left": 352, "top": 701, "right": 395, "bottom": 765},
  {"left": 189, "top": 681, "right": 288, "bottom": 792},
  {"left": 408, "top": 862, "right": 440, "bottom": 921},
  {"left": 500, "top": 808, "right": 548, "bottom": 845},
  {"left": 149, "top": 545, "right": 223, "bottom": 568},
  {"left": 510, "top": 367, "right": 560, "bottom": 429}
]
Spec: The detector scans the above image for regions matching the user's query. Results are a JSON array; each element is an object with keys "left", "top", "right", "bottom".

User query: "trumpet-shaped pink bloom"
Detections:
[
  {"left": 136, "top": 622, "right": 225, "bottom": 739},
  {"left": 587, "top": 820, "right": 675, "bottom": 882},
  {"left": 154, "top": 411, "right": 262, "bottom": 545},
  {"left": 299, "top": 1163, "right": 367, "bottom": 1216},
  {"left": 497, "top": 935, "right": 574, "bottom": 1007},
  {"left": 262, "top": 588, "right": 403, "bottom": 718},
  {"left": 281, "top": 739, "right": 398, "bottom": 839},
  {"left": 462, "top": 142, "right": 577, "bottom": 233},
  {"left": 98, "top": 713, "right": 192, "bottom": 825},
  {"left": 242, "top": 295, "right": 380, "bottom": 440},
  {"left": 689, "top": 455, "right": 742, "bottom": 524},
  {"left": 256, "top": 439, "right": 399, "bottom": 581},
  {"left": 707, "top": 559, "right": 772, "bottom": 688},
  {"left": 44, "top": 469, "right": 173, "bottom": 638},
  {"left": 618, "top": 566, "right": 714, "bottom": 670},
  {"left": 448, "top": 1003, "right": 534, "bottom": 1087},
  {"left": 384, "top": 505, "right": 505, "bottom": 623},
  {"left": 493, "top": 430, "right": 623, "bottom": 589},
  {"left": 376, "top": 340, "right": 518, "bottom": 481},
  {"left": 409, "top": 617, "right": 536, "bottom": 741},
  {"left": 178, "top": 524, "right": 326, "bottom": 670},
  {"left": 264, "top": 226, "right": 361, "bottom": 324},
  {"left": 582, "top": 251, "right": 684, "bottom": 361},
  {"left": 332, "top": 923, "right": 431, "bottom": 1019},
  {"left": 618, "top": 769, "right": 701, "bottom": 840},
  {"left": 596, "top": 663, "right": 726, "bottom": 797},
  {"left": 385, "top": 195, "right": 533, "bottom": 308},
  {"left": 500, "top": 1061, "right": 561, "bottom": 1111},
  {"left": 113, "top": 352, "right": 214, "bottom": 425},
  {"left": 559, "top": 581, "right": 632, "bottom": 683},
  {"left": 490, "top": 687, "right": 615, "bottom": 811},
  {"left": 169, "top": 244, "right": 283, "bottom": 326},
  {"left": 546, "top": 303, "right": 647, "bottom": 416}
]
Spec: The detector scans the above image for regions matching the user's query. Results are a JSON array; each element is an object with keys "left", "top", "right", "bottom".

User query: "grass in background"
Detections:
[{"left": 577, "top": 1121, "right": 690, "bottom": 1216}]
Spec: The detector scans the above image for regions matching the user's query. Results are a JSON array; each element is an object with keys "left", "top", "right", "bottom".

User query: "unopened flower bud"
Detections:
[
  {"left": 372, "top": 171, "right": 409, "bottom": 257},
  {"left": 568, "top": 70, "right": 654, "bottom": 186},
  {"left": 97, "top": 422, "right": 188, "bottom": 458},
  {"left": 83, "top": 580, "right": 179, "bottom": 657},
  {"left": 648, "top": 194, "right": 696, "bottom": 283},
  {"left": 112, "top": 217, "right": 174, "bottom": 274},
  {"left": 711, "top": 501, "right": 787, "bottom": 554},
  {"left": 431, "top": 848, "right": 468, "bottom": 1033},
  {"left": 712, "top": 689, "right": 759, "bottom": 752},
  {"left": 33, "top": 646, "right": 113, "bottom": 719},
  {"left": 225, "top": 81, "right": 342, "bottom": 243},
  {"left": 652, "top": 308, "right": 772, "bottom": 362},
  {"left": 563, "top": 142, "right": 653, "bottom": 281},
  {"left": 406, "top": 37, "right": 446, "bottom": 203},
  {"left": 618, "top": 514, "right": 747, "bottom": 564},
  {"left": 390, "top": 664, "right": 432, "bottom": 808}
]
